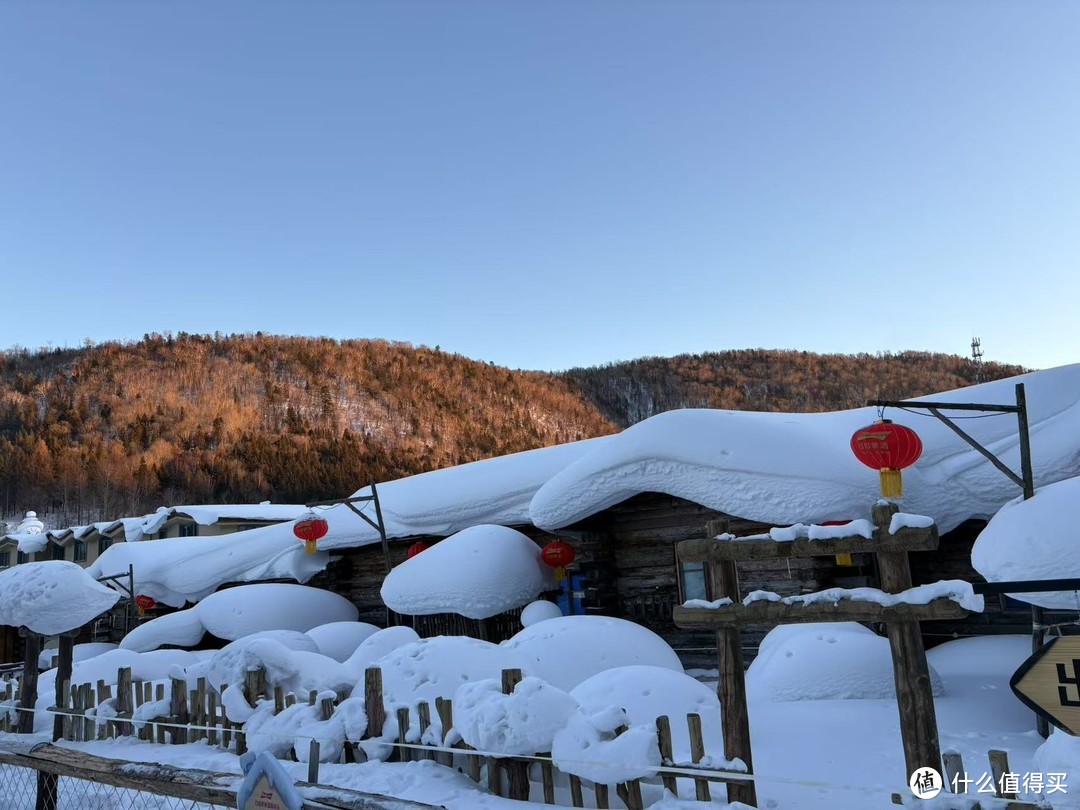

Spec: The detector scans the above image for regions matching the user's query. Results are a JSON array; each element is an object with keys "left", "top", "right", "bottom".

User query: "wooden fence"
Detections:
[{"left": 14, "top": 666, "right": 746, "bottom": 809}]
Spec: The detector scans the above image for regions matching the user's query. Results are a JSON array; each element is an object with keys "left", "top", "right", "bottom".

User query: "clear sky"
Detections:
[{"left": 1, "top": 1, "right": 1077, "bottom": 372}]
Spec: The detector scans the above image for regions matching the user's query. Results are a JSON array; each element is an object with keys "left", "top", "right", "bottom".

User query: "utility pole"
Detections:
[{"left": 970, "top": 337, "right": 984, "bottom": 383}]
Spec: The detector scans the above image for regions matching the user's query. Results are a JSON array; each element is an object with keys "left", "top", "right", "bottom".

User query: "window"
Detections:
[
  {"left": 0, "top": 552, "right": 9, "bottom": 568},
  {"left": 51, "top": 544, "right": 66, "bottom": 561},
  {"left": 17, "top": 551, "right": 28, "bottom": 565},
  {"left": 98, "top": 537, "right": 112, "bottom": 555},
  {"left": 677, "top": 560, "right": 711, "bottom": 603},
  {"left": 236, "top": 523, "right": 261, "bottom": 533},
  {"left": 178, "top": 523, "right": 198, "bottom": 538},
  {"left": 74, "top": 541, "right": 88, "bottom": 562}
]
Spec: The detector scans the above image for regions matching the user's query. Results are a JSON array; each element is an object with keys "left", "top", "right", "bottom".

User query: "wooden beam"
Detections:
[
  {"left": 17, "top": 630, "right": 41, "bottom": 734},
  {"left": 673, "top": 597, "right": 969, "bottom": 629},
  {"left": 677, "top": 525, "right": 938, "bottom": 563}
]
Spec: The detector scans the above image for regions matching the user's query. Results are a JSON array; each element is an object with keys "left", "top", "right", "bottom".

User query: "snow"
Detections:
[
  {"left": 502, "top": 615, "right": 684, "bottom": 691},
  {"left": 1032, "top": 732, "right": 1080, "bottom": 809},
  {"left": 38, "top": 641, "right": 117, "bottom": 670},
  {"left": 971, "top": 476, "right": 1080, "bottom": 609},
  {"left": 341, "top": 626, "right": 421, "bottom": 674},
  {"left": 530, "top": 365, "right": 1080, "bottom": 534},
  {"left": 739, "top": 580, "right": 984, "bottom": 612},
  {"left": 453, "top": 676, "right": 578, "bottom": 756},
  {"left": 237, "top": 750, "right": 304, "bottom": 810},
  {"left": 519, "top": 600, "right": 563, "bottom": 627},
  {"left": 747, "top": 623, "right": 945, "bottom": 701},
  {"left": 889, "top": 512, "right": 935, "bottom": 533},
  {"left": 119, "top": 584, "right": 359, "bottom": 651},
  {"left": 0, "top": 561, "right": 120, "bottom": 635},
  {"left": 551, "top": 704, "right": 662, "bottom": 784},
  {"left": 570, "top": 665, "right": 724, "bottom": 764},
  {"left": 88, "top": 525, "right": 331, "bottom": 608},
  {"left": 304, "top": 622, "right": 381, "bottom": 662},
  {"left": 381, "top": 525, "right": 544, "bottom": 620},
  {"left": 139, "top": 503, "right": 309, "bottom": 535}
]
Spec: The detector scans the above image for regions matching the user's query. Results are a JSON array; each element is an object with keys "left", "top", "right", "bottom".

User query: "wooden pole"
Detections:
[
  {"left": 52, "top": 635, "right": 74, "bottom": 741},
  {"left": 500, "top": 669, "right": 529, "bottom": 800},
  {"left": 704, "top": 520, "right": 756, "bottom": 807},
  {"left": 873, "top": 502, "right": 942, "bottom": 779},
  {"left": 18, "top": 630, "right": 41, "bottom": 734}
]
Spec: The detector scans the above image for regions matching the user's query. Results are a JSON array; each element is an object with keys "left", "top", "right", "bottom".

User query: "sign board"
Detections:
[
  {"left": 1011, "top": 636, "right": 1080, "bottom": 735},
  {"left": 242, "top": 774, "right": 289, "bottom": 810}
]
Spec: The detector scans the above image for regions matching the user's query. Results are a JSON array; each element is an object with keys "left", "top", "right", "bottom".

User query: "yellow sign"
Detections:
[
  {"left": 1011, "top": 636, "right": 1080, "bottom": 735},
  {"left": 243, "top": 774, "right": 289, "bottom": 810}
]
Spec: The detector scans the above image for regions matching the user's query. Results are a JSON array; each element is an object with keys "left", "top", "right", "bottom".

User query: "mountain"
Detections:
[
  {"left": 0, "top": 335, "right": 1026, "bottom": 528},
  {"left": 562, "top": 349, "right": 1026, "bottom": 427}
]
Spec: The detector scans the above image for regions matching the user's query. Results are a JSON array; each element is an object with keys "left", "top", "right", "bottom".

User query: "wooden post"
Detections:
[
  {"left": 687, "top": 713, "right": 711, "bottom": 802},
  {"left": 170, "top": 677, "right": 189, "bottom": 745},
  {"left": 704, "top": 519, "right": 756, "bottom": 807},
  {"left": 989, "top": 750, "right": 1016, "bottom": 800},
  {"left": 365, "top": 668, "right": 385, "bottom": 740},
  {"left": 308, "top": 740, "right": 321, "bottom": 783},
  {"left": 593, "top": 783, "right": 609, "bottom": 809},
  {"left": 417, "top": 702, "right": 433, "bottom": 762},
  {"left": 656, "top": 716, "right": 679, "bottom": 797},
  {"left": 17, "top": 629, "right": 41, "bottom": 734},
  {"left": 396, "top": 707, "right": 411, "bottom": 763},
  {"left": 500, "top": 669, "right": 529, "bottom": 801},
  {"left": 873, "top": 502, "right": 942, "bottom": 780},
  {"left": 943, "top": 751, "right": 964, "bottom": 793},
  {"left": 115, "top": 667, "right": 133, "bottom": 737},
  {"left": 569, "top": 775, "right": 584, "bottom": 807},
  {"left": 207, "top": 691, "right": 219, "bottom": 746},
  {"left": 52, "top": 634, "right": 74, "bottom": 741},
  {"left": 434, "top": 697, "right": 454, "bottom": 767},
  {"left": 615, "top": 726, "right": 644, "bottom": 810}
]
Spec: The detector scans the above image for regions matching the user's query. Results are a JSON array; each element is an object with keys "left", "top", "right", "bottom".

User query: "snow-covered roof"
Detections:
[
  {"left": 530, "top": 364, "right": 1080, "bottom": 534},
  {"left": 138, "top": 503, "right": 310, "bottom": 536}
]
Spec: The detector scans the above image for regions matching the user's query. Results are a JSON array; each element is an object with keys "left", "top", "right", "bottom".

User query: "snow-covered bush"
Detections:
[
  {"left": 747, "top": 622, "right": 944, "bottom": 701},
  {"left": 453, "top": 676, "right": 578, "bottom": 756},
  {"left": 520, "top": 600, "right": 562, "bottom": 627},
  {"left": 551, "top": 705, "right": 662, "bottom": 784},
  {"left": 305, "top": 622, "right": 381, "bottom": 662},
  {"left": 503, "top": 615, "right": 683, "bottom": 690}
]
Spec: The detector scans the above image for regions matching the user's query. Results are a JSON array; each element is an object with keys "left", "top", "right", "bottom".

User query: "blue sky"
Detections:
[{"left": 1, "top": 1, "right": 1077, "bottom": 371}]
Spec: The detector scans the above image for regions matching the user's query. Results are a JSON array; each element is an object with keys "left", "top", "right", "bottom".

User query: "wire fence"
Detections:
[{"left": 0, "top": 760, "right": 232, "bottom": 810}]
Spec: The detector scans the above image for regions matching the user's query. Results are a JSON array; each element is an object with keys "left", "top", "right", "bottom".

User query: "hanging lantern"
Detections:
[
  {"left": 540, "top": 539, "right": 576, "bottom": 568},
  {"left": 293, "top": 513, "right": 329, "bottom": 555},
  {"left": 850, "top": 419, "right": 923, "bottom": 499},
  {"left": 407, "top": 541, "right": 430, "bottom": 558},
  {"left": 134, "top": 594, "right": 156, "bottom": 616}
]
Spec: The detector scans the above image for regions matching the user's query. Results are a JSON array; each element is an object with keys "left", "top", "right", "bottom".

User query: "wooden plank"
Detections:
[
  {"left": 673, "top": 597, "right": 969, "bottom": 628},
  {"left": 52, "top": 635, "right": 74, "bottom": 742},
  {"left": 655, "top": 716, "right": 679, "bottom": 797},
  {"left": 18, "top": 631, "right": 41, "bottom": 734},
  {"left": 677, "top": 525, "right": 939, "bottom": 563}
]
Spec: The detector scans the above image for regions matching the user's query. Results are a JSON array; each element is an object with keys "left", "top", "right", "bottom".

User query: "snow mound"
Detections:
[
  {"left": 120, "top": 584, "right": 358, "bottom": 652},
  {"left": 571, "top": 665, "right": 722, "bottom": 762},
  {"left": 305, "top": 622, "right": 381, "bottom": 662},
  {"left": 380, "top": 525, "right": 543, "bottom": 619},
  {"left": 748, "top": 623, "right": 944, "bottom": 701},
  {"left": 1032, "top": 732, "right": 1080, "bottom": 809},
  {"left": 520, "top": 600, "right": 563, "bottom": 627},
  {"left": 551, "top": 705, "right": 662, "bottom": 784},
  {"left": 341, "top": 626, "right": 420, "bottom": 677},
  {"left": 0, "top": 561, "right": 120, "bottom": 635},
  {"left": 503, "top": 616, "right": 683, "bottom": 691},
  {"left": 972, "top": 477, "right": 1080, "bottom": 609},
  {"left": 453, "top": 676, "right": 578, "bottom": 756},
  {"left": 38, "top": 642, "right": 117, "bottom": 670},
  {"left": 224, "top": 630, "right": 320, "bottom": 653}
]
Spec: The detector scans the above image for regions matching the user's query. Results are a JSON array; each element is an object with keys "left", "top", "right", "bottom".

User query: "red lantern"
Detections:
[
  {"left": 850, "top": 419, "right": 923, "bottom": 499},
  {"left": 134, "top": 594, "right": 155, "bottom": 616},
  {"left": 540, "top": 539, "right": 576, "bottom": 568},
  {"left": 293, "top": 513, "right": 329, "bottom": 555},
  {"left": 407, "top": 541, "right": 430, "bottom": 558}
]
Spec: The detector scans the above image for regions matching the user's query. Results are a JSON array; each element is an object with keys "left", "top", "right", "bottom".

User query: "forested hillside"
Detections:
[
  {"left": 0, "top": 335, "right": 1027, "bottom": 530},
  {"left": 0, "top": 334, "right": 614, "bottom": 527},
  {"left": 562, "top": 349, "right": 1026, "bottom": 426}
]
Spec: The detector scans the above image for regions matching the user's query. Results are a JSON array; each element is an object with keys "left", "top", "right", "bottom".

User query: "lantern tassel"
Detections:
[
  {"left": 879, "top": 468, "right": 903, "bottom": 499},
  {"left": 305, "top": 540, "right": 317, "bottom": 555}
]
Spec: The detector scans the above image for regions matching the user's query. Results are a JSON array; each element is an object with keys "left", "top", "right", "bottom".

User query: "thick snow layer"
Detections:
[
  {"left": 520, "top": 600, "right": 563, "bottom": 627},
  {"left": 748, "top": 623, "right": 944, "bottom": 701},
  {"left": 341, "top": 626, "right": 421, "bottom": 675},
  {"left": 551, "top": 705, "right": 662, "bottom": 784},
  {"left": 224, "top": 630, "right": 321, "bottom": 653},
  {"left": 570, "top": 665, "right": 723, "bottom": 763},
  {"left": 531, "top": 365, "right": 1080, "bottom": 534},
  {"left": 38, "top": 642, "right": 117, "bottom": 670},
  {"left": 453, "top": 676, "right": 578, "bottom": 756},
  {"left": 381, "top": 525, "right": 544, "bottom": 620},
  {"left": 361, "top": 637, "right": 530, "bottom": 713},
  {"left": 317, "top": 439, "right": 610, "bottom": 552},
  {"left": 304, "top": 622, "right": 381, "bottom": 662},
  {"left": 0, "top": 561, "right": 120, "bottom": 635},
  {"left": 88, "top": 526, "right": 330, "bottom": 608},
  {"left": 119, "top": 584, "right": 358, "bottom": 651},
  {"left": 1032, "top": 732, "right": 1080, "bottom": 809},
  {"left": 502, "top": 616, "right": 683, "bottom": 691},
  {"left": 739, "top": 580, "right": 984, "bottom": 612},
  {"left": 139, "top": 503, "right": 309, "bottom": 535},
  {"left": 971, "top": 477, "right": 1080, "bottom": 609},
  {"left": 926, "top": 635, "right": 1034, "bottom": 732}
]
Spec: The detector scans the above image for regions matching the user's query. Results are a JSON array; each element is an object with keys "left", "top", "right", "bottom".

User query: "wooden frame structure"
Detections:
[{"left": 674, "top": 502, "right": 970, "bottom": 804}]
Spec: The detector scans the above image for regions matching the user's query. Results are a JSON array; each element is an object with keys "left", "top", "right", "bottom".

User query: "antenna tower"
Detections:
[{"left": 970, "top": 336, "right": 984, "bottom": 383}]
